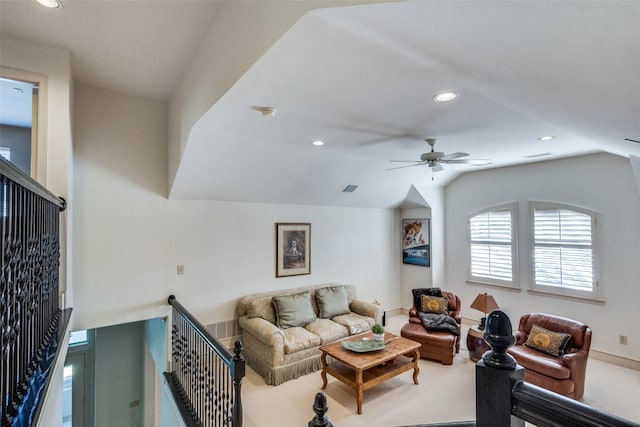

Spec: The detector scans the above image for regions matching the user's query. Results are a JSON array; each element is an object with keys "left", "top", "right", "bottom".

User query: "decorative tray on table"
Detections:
[{"left": 342, "top": 338, "right": 385, "bottom": 353}]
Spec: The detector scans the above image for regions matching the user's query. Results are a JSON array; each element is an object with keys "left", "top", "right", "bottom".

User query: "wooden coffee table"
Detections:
[{"left": 319, "top": 331, "right": 421, "bottom": 414}]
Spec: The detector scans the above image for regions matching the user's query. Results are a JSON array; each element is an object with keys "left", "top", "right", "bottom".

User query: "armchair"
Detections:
[
  {"left": 507, "top": 313, "right": 592, "bottom": 399},
  {"left": 400, "top": 289, "right": 461, "bottom": 365}
]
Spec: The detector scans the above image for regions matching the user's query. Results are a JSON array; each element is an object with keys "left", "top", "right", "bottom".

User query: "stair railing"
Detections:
[
  {"left": 1, "top": 156, "right": 69, "bottom": 426},
  {"left": 166, "top": 295, "right": 245, "bottom": 427}
]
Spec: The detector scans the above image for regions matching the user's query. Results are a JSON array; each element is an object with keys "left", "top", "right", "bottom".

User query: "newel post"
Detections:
[
  {"left": 308, "top": 392, "right": 333, "bottom": 427},
  {"left": 475, "top": 310, "right": 525, "bottom": 427},
  {"left": 232, "top": 340, "right": 244, "bottom": 427}
]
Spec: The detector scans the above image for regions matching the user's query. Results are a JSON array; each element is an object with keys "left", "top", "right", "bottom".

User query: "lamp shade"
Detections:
[{"left": 470, "top": 293, "right": 499, "bottom": 314}]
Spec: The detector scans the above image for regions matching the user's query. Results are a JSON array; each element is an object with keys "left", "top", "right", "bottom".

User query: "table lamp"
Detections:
[{"left": 470, "top": 293, "right": 499, "bottom": 330}]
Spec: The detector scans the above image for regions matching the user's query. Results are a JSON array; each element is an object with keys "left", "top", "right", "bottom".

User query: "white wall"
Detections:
[
  {"left": 445, "top": 153, "right": 640, "bottom": 360},
  {"left": 167, "top": 200, "right": 399, "bottom": 324},
  {"left": 73, "top": 84, "right": 170, "bottom": 330},
  {"left": 73, "top": 84, "right": 401, "bottom": 331}
]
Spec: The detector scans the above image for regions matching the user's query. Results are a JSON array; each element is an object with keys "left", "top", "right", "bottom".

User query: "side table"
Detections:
[{"left": 466, "top": 325, "right": 490, "bottom": 362}]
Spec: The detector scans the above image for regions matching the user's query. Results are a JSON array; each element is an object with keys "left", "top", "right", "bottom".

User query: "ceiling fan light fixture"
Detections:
[
  {"left": 537, "top": 135, "right": 555, "bottom": 142},
  {"left": 433, "top": 92, "right": 459, "bottom": 102},
  {"left": 35, "top": 0, "right": 62, "bottom": 8}
]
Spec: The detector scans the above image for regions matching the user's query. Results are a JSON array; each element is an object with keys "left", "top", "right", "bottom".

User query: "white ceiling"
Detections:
[{"left": 2, "top": 0, "right": 640, "bottom": 208}]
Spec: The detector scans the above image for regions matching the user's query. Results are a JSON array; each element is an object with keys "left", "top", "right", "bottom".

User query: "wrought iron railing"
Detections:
[
  {"left": 1, "top": 156, "right": 68, "bottom": 426},
  {"left": 166, "top": 295, "right": 245, "bottom": 427}
]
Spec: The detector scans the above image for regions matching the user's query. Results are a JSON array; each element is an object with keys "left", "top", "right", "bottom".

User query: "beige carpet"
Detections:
[{"left": 240, "top": 314, "right": 640, "bottom": 426}]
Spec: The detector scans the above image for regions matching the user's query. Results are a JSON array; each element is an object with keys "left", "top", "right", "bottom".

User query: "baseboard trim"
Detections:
[
  {"left": 386, "top": 307, "right": 407, "bottom": 317},
  {"left": 589, "top": 349, "right": 640, "bottom": 371}
]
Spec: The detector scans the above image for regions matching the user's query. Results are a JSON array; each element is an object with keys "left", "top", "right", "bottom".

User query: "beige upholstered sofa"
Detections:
[{"left": 236, "top": 284, "right": 383, "bottom": 385}]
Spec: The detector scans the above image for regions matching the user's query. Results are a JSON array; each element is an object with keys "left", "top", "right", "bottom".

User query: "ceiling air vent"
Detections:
[{"left": 343, "top": 184, "right": 359, "bottom": 193}]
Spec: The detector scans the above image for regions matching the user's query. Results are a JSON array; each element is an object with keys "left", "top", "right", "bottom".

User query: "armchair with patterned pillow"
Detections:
[
  {"left": 507, "top": 313, "right": 592, "bottom": 399},
  {"left": 400, "top": 288, "right": 461, "bottom": 365}
]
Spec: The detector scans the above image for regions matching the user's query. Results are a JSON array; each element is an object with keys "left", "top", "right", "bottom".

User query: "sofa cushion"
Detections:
[
  {"left": 421, "top": 295, "right": 449, "bottom": 314},
  {"left": 525, "top": 324, "right": 571, "bottom": 356},
  {"left": 315, "top": 285, "right": 351, "bottom": 318},
  {"left": 246, "top": 296, "right": 277, "bottom": 325},
  {"left": 305, "top": 319, "right": 349, "bottom": 344},
  {"left": 332, "top": 312, "right": 375, "bottom": 334},
  {"left": 282, "top": 326, "right": 322, "bottom": 354},
  {"left": 272, "top": 291, "right": 316, "bottom": 329}
]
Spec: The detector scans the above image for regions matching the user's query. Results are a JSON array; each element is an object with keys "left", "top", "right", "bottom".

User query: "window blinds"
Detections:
[
  {"left": 533, "top": 207, "right": 594, "bottom": 291},
  {"left": 469, "top": 209, "right": 513, "bottom": 281}
]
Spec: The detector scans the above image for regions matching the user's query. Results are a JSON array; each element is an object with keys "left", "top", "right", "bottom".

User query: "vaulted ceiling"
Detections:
[{"left": 2, "top": 1, "right": 640, "bottom": 208}]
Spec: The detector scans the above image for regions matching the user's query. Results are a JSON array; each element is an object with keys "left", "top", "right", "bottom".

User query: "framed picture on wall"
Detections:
[
  {"left": 402, "top": 218, "right": 430, "bottom": 267},
  {"left": 276, "top": 223, "right": 311, "bottom": 277}
]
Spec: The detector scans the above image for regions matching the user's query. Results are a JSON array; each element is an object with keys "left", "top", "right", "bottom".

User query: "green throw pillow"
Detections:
[
  {"left": 315, "top": 285, "right": 351, "bottom": 318},
  {"left": 272, "top": 291, "right": 316, "bottom": 329},
  {"left": 524, "top": 324, "right": 571, "bottom": 356}
]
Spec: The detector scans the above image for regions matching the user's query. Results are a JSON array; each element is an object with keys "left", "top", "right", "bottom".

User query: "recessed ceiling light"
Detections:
[
  {"left": 312, "top": 140, "right": 324, "bottom": 146},
  {"left": 433, "top": 92, "right": 459, "bottom": 102},
  {"left": 35, "top": 0, "right": 62, "bottom": 9},
  {"left": 538, "top": 135, "right": 555, "bottom": 142},
  {"left": 259, "top": 106, "right": 277, "bottom": 116}
]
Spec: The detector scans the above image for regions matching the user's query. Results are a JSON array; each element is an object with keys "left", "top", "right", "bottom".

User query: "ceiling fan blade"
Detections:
[
  {"left": 440, "top": 152, "right": 469, "bottom": 161},
  {"left": 446, "top": 159, "right": 492, "bottom": 165},
  {"left": 430, "top": 163, "right": 444, "bottom": 172},
  {"left": 625, "top": 138, "right": 640, "bottom": 143},
  {"left": 389, "top": 160, "right": 424, "bottom": 163},
  {"left": 386, "top": 163, "right": 425, "bottom": 171}
]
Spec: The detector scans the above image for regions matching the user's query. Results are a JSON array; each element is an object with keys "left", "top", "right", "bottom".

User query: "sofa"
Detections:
[
  {"left": 236, "top": 283, "right": 383, "bottom": 385},
  {"left": 400, "top": 289, "right": 461, "bottom": 365},
  {"left": 507, "top": 313, "right": 592, "bottom": 399}
]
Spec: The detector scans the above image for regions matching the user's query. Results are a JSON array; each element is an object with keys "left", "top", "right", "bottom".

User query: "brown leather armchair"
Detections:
[
  {"left": 400, "top": 290, "right": 461, "bottom": 365},
  {"left": 507, "top": 313, "right": 592, "bottom": 399}
]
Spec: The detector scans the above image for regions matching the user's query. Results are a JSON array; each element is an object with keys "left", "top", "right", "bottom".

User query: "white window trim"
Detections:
[
  {"left": 467, "top": 202, "right": 518, "bottom": 289},
  {"left": 529, "top": 201, "right": 600, "bottom": 300},
  {"left": 0, "top": 66, "right": 48, "bottom": 184}
]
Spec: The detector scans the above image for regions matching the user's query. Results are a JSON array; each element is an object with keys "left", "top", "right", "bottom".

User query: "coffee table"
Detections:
[{"left": 319, "top": 331, "right": 421, "bottom": 414}]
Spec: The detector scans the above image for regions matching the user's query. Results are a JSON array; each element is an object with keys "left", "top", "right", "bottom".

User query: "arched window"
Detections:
[
  {"left": 531, "top": 202, "right": 598, "bottom": 297},
  {"left": 467, "top": 203, "right": 517, "bottom": 287}
]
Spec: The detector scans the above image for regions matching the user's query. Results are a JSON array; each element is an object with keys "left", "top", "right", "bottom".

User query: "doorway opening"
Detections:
[{"left": 0, "top": 67, "right": 48, "bottom": 182}]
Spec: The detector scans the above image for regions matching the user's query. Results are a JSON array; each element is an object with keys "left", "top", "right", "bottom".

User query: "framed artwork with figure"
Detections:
[
  {"left": 276, "top": 223, "right": 311, "bottom": 277},
  {"left": 402, "top": 218, "right": 430, "bottom": 267}
]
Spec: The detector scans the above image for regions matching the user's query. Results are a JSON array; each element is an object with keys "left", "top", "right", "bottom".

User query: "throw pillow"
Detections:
[
  {"left": 412, "top": 287, "right": 442, "bottom": 310},
  {"left": 524, "top": 324, "right": 571, "bottom": 356},
  {"left": 246, "top": 297, "right": 277, "bottom": 325},
  {"left": 421, "top": 295, "right": 448, "bottom": 314},
  {"left": 272, "top": 291, "right": 316, "bottom": 329},
  {"left": 315, "top": 285, "right": 351, "bottom": 318}
]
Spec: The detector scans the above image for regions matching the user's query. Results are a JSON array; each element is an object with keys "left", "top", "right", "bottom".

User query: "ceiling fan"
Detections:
[{"left": 387, "top": 138, "right": 491, "bottom": 172}]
